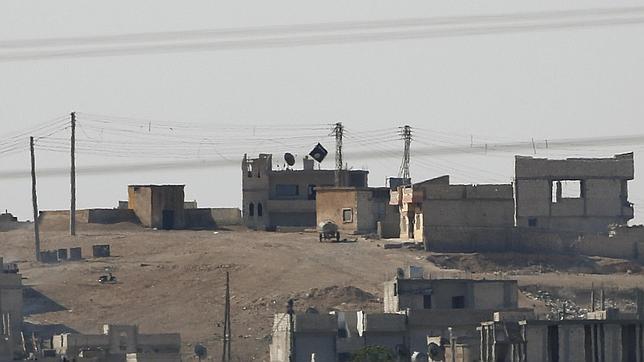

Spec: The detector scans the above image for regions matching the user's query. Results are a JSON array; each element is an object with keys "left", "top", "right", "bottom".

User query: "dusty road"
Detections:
[{"left": 1, "top": 223, "right": 642, "bottom": 361}]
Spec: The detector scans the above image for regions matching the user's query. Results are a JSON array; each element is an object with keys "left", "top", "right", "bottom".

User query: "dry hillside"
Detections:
[{"left": 1, "top": 222, "right": 643, "bottom": 361}]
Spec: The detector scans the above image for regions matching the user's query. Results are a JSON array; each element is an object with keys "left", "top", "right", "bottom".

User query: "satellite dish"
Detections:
[
  {"left": 194, "top": 343, "right": 208, "bottom": 359},
  {"left": 284, "top": 153, "right": 296, "bottom": 167}
]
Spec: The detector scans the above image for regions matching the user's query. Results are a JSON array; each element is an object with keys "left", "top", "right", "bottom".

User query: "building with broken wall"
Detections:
[
  {"left": 242, "top": 154, "right": 368, "bottom": 230},
  {"left": 478, "top": 299, "right": 644, "bottom": 362},
  {"left": 315, "top": 186, "right": 400, "bottom": 238},
  {"left": 52, "top": 324, "right": 181, "bottom": 362},
  {"left": 515, "top": 152, "right": 634, "bottom": 233}
]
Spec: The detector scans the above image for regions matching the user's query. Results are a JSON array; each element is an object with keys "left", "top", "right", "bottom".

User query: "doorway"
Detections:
[{"left": 162, "top": 210, "right": 174, "bottom": 230}]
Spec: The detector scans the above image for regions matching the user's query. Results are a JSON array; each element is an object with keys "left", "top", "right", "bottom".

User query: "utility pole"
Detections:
[
  {"left": 398, "top": 125, "right": 412, "bottom": 182},
  {"left": 287, "top": 299, "right": 295, "bottom": 362},
  {"left": 30, "top": 137, "right": 41, "bottom": 262},
  {"left": 332, "top": 122, "right": 344, "bottom": 186},
  {"left": 221, "top": 271, "right": 231, "bottom": 362},
  {"left": 70, "top": 112, "right": 76, "bottom": 236}
]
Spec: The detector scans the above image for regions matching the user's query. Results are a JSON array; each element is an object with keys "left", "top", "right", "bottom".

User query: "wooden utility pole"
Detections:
[
  {"left": 287, "top": 299, "right": 295, "bottom": 362},
  {"left": 221, "top": 271, "right": 231, "bottom": 362},
  {"left": 30, "top": 137, "right": 41, "bottom": 262},
  {"left": 70, "top": 112, "right": 76, "bottom": 236}
]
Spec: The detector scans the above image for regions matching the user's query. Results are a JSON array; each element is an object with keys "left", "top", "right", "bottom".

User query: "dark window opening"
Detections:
[
  {"left": 257, "top": 203, "right": 263, "bottom": 217},
  {"left": 393, "top": 283, "right": 397, "bottom": 296},
  {"left": 276, "top": 184, "right": 299, "bottom": 197},
  {"left": 528, "top": 218, "right": 538, "bottom": 227},
  {"left": 247, "top": 164, "right": 253, "bottom": 178},
  {"left": 307, "top": 184, "right": 317, "bottom": 200},
  {"left": 423, "top": 294, "right": 432, "bottom": 309},
  {"left": 342, "top": 208, "right": 353, "bottom": 223},
  {"left": 451, "top": 296, "right": 465, "bottom": 309},
  {"left": 248, "top": 203, "right": 254, "bottom": 217},
  {"left": 552, "top": 180, "right": 583, "bottom": 202},
  {"left": 547, "top": 325, "right": 559, "bottom": 362}
]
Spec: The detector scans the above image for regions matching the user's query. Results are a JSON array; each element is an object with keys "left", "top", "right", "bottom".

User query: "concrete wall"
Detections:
[
  {"left": 0, "top": 272, "right": 22, "bottom": 348},
  {"left": 269, "top": 313, "right": 337, "bottom": 362},
  {"left": 39, "top": 209, "right": 139, "bottom": 228},
  {"left": 515, "top": 153, "right": 634, "bottom": 233},
  {"left": 184, "top": 208, "right": 242, "bottom": 229},
  {"left": 421, "top": 183, "right": 514, "bottom": 252}
]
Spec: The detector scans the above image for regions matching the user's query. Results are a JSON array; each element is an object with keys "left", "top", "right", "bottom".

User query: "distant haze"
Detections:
[{"left": 1, "top": 1, "right": 643, "bottom": 223}]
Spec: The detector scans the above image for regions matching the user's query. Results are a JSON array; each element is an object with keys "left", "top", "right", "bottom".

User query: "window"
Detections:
[
  {"left": 248, "top": 203, "right": 254, "bottom": 217},
  {"left": 257, "top": 203, "right": 263, "bottom": 217},
  {"left": 423, "top": 294, "right": 432, "bottom": 309},
  {"left": 276, "top": 184, "right": 299, "bottom": 197},
  {"left": 307, "top": 184, "right": 317, "bottom": 200},
  {"left": 342, "top": 208, "right": 353, "bottom": 223},
  {"left": 393, "top": 283, "right": 397, "bottom": 296},
  {"left": 247, "top": 164, "right": 253, "bottom": 178},
  {"left": 528, "top": 218, "right": 538, "bottom": 227},
  {"left": 451, "top": 296, "right": 465, "bottom": 309},
  {"left": 552, "top": 180, "right": 583, "bottom": 202}
]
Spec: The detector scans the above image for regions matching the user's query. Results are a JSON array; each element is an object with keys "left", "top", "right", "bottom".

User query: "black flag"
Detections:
[{"left": 309, "top": 143, "right": 328, "bottom": 163}]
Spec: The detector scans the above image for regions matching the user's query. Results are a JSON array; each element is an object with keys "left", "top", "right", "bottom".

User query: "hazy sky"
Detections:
[{"left": 1, "top": 1, "right": 644, "bottom": 222}]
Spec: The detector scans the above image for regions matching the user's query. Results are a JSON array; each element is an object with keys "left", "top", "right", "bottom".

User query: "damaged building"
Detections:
[
  {"left": 315, "top": 186, "right": 400, "bottom": 238},
  {"left": 52, "top": 324, "right": 181, "bottom": 361},
  {"left": 515, "top": 152, "right": 634, "bottom": 233},
  {"left": 242, "top": 154, "right": 368, "bottom": 230}
]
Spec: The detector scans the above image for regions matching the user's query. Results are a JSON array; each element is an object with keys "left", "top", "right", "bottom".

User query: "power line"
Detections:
[
  {"left": 1, "top": 9, "right": 644, "bottom": 62},
  {"left": 3, "top": 6, "right": 644, "bottom": 50}
]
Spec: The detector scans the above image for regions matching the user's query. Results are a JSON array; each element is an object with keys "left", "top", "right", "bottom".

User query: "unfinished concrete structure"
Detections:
[
  {"left": 515, "top": 153, "right": 634, "bottom": 233},
  {"left": 315, "top": 187, "right": 400, "bottom": 238},
  {"left": 390, "top": 176, "right": 514, "bottom": 250},
  {"left": 479, "top": 305, "right": 644, "bottom": 362},
  {"left": 128, "top": 185, "right": 186, "bottom": 229},
  {"left": 242, "top": 154, "right": 368, "bottom": 230},
  {"left": 52, "top": 324, "right": 181, "bottom": 362},
  {"left": 0, "top": 257, "right": 23, "bottom": 360}
]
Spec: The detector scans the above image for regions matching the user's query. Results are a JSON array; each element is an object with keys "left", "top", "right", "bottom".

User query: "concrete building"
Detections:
[
  {"left": 480, "top": 308, "right": 644, "bottom": 362},
  {"left": 128, "top": 184, "right": 186, "bottom": 229},
  {"left": 515, "top": 153, "right": 634, "bottom": 233},
  {"left": 270, "top": 267, "right": 528, "bottom": 362},
  {"left": 270, "top": 312, "right": 338, "bottom": 362},
  {"left": 315, "top": 187, "right": 400, "bottom": 238},
  {"left": 52, "top": 324, "right": 181, "bottom": 362},
  {"left": 390, "top": 176, "right": 514, "bottom": 249},
  {"left": 242, "top": 154, "right": 368, "bottom": 230},
  {"left": 383, "top": 275, "right": 519, "bottom": 314},
  {"left": 0, "top": 256, "right": 23, "bottom": 360}
]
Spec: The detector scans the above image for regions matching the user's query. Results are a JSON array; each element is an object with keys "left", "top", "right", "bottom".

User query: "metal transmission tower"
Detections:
[
  {"left": 398, "top": 125, "right": 412, "bottom": 181},
  {"left": 332, "top": 122, "right": 344, "bottom": 186}
]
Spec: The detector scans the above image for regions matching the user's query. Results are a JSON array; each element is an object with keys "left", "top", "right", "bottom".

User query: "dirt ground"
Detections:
[{"left": 1, "top": 223, "right": 643, "bottom": 361}]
